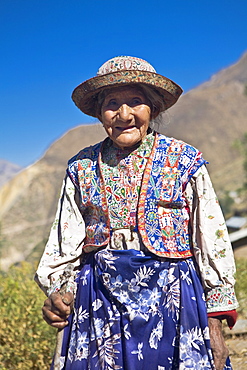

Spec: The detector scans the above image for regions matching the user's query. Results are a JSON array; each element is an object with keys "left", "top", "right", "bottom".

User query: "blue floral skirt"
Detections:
[{"left": 55, "top": 249, "right": 232, "bottom": 370}]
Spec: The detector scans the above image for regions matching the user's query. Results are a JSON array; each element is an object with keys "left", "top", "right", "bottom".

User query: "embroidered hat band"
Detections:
[{"left": 72, "top": 56, "right": 183, "bottom": 117}]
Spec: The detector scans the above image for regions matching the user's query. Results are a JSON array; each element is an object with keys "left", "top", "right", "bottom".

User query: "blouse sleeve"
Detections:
[
  {"left": 184, "top": 165, "right": 238, "bottom": 313},
  {"left": 34, "top": 174, "right": 86, "bottom": 296}
]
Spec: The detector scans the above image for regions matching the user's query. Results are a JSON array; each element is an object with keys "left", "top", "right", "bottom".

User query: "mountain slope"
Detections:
[
  {"left": 163, "top": 52, "right": 247, "bottom": 193},
  {"left": 0, "top": 124, "right": 106, "bottom": 268}
]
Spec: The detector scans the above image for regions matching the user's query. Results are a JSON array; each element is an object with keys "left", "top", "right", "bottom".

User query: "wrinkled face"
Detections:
[{"left": 99, "top": 86, "right": 151, "bottom": 149}]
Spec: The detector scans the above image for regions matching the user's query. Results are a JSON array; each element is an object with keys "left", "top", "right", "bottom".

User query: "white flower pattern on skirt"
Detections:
[{"left": 56, "top": 249, "right": 232, "bottom": 369}]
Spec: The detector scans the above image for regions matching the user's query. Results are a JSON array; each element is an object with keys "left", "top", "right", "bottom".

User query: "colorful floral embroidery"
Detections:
[
  {"left": 67, "top": 133, "right": 206, "bottom": 257},
  {"left": 206, "top": 286, "right": 237, "bottom": 312},
  {"left": 100, "top": 132, "right": 154, "bottom": 229}
]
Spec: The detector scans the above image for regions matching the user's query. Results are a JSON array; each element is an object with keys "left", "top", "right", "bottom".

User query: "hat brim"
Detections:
[{"left": 72, "top": 70, "right": 183, "bottom": 117}]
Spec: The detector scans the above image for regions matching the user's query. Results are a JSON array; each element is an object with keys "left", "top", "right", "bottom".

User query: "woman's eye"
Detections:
[
  {"left": 107, "top": 100, "right": 117, "bottom": 106},
  {"left": 131, "top": 98, "right": 143, "bottom": 105}
]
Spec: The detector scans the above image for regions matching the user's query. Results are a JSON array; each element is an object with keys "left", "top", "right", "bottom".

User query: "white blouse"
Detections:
[{"left": 35, "top": 165, "right": 238, "bottom": 314}]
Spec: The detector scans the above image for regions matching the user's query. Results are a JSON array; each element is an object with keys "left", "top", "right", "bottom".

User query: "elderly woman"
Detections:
[{"left": 35, "top": 56, "right": 238, "bottom": 370}]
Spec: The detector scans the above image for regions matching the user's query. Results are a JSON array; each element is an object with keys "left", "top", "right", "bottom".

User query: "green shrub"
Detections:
[
  {"left": 0, "top": 262, "right": 56, "bottom": 369},
  {"left": 235, "top": 258, "right": 247, "bottom": 319}
]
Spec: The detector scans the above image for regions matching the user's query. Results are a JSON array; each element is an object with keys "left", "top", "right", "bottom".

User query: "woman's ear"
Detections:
[
  {"left": 151, "top": 107, "right": 160, "bottom": 119},
  {"left": 95, "top": 107, "right": 102, "bottom": 122}
]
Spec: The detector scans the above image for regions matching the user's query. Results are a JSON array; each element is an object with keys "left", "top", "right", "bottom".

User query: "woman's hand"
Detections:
[
  {"left": 208, "top": 317, "right": 229, "bottom": 370},
  {"left": 42, "top": 292, "right": 74, "bottom": 329}
]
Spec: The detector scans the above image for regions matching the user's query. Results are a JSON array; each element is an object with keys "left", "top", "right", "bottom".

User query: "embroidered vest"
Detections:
[{"left": 67, "top": 134, "right": 206, "bottom": 258}]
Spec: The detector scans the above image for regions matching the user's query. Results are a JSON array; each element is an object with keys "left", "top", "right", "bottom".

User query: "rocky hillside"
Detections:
[
  {"left": 163, "top": 51, "right": 247, "bottom": 194},
  {"left": 0, "top": 124, "right": 106, "bottom": 269},
  {"left": 0, "top": 52, "right": 247, "bottom": 269}
]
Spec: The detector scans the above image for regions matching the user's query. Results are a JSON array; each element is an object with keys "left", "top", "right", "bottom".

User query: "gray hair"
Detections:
[{"left": 138, "top": 84, "right": 170, "bottom": 132}]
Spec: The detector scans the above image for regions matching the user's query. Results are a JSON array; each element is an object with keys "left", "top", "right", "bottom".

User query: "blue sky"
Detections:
[{"left": 1, "top": 0, "right": 247, "bottom": 167}]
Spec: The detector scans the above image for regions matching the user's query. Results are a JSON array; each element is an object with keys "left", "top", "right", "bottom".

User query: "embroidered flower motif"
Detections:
[
  {"left": 157, "top": 269, "right": 169, "bottom": 288},
  {"left": 215, "top": 229, "right": 224, "bottom": 239},
  {"left": 149, "top": 319, "right": 163, "bottom": 349},
  {"left": 131, "top": 342, "right": 143, "bottom": 361},
  {"left": 92, "top": 299, "right": 103, "bottom": 311},
  {"left": 123, "top": 324, "right": 131, "bottom": 340}
]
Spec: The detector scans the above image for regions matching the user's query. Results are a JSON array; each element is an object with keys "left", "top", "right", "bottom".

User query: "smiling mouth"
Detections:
[{"left": 116, "top": 126, "right": 136, "bottom": 132}]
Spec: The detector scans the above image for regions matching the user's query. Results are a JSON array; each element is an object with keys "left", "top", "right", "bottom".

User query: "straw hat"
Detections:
[{"left": 72, "top": 56, "right": 183, "bottom": 117}]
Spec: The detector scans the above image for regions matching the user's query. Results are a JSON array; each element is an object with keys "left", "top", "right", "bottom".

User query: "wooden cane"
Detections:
[{"left": 53, "top": 263, "right": 75, "bottom": 370}]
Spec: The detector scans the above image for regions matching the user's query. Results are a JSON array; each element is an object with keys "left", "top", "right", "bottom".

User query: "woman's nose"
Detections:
[{"left": 117, "top": 104, "right": 133, "bottom": 121}]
